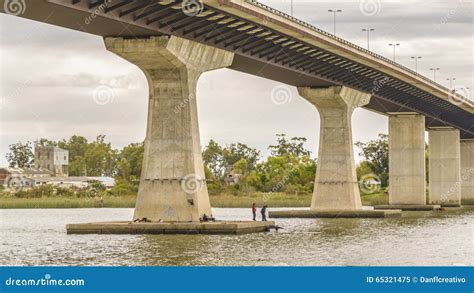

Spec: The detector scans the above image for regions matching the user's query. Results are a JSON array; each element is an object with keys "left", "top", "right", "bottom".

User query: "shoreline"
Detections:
[{"left": 0, "top": 193, "right": 392, "bottom": 209}]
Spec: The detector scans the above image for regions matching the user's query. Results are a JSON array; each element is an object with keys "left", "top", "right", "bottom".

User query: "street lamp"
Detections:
[
  {"left": 388, "top": 43, "right": 400, "bottom": 61},
  {"left": 290, "top": 0, "right": 293, "bottom": 16},
  {"left": 446, "top": 77, "right": 456, "bottom": 89},
  {"left": 362, "top": 28, "right": 374, "bottom": 50},
  {"left": 328, "top": 9, "right": 342, "bottom": 35},
  {"left": 410, "top": 56, "right": 422, "bottom": 73},
  {"left": 429, "top": 68, "right": 440, "bottom": 82}
]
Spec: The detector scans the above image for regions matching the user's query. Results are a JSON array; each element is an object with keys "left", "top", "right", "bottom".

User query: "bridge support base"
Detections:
[
  {"left": 104, "top": 36, "right": 234, "bottom": 222},
  {"left": 388, "top": 113, "right": 427, "bottom": 206},
  {"left": 428, "top": 128, "right": 461, "bottom": 207},
  {"left": 461, "top": 140, "right": 474, "bottom": 205}
]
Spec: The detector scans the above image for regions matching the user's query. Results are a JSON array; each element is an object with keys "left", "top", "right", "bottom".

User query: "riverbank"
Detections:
[{"left": 0, "top": 192, "right": 391, "bottom": 209}]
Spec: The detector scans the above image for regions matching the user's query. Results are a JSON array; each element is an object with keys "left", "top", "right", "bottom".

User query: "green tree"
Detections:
[
  {"left": 355, "top": 134, "right": 389, "bottom": 186},
  {"left": 268, "top": 134, "right": 311, "bottom": 157},
  {"left": 6, "top": 141, "right": 34, "bottom": 168},
  {"left": 117, "top": 142, "right": 144, "bottom": 180}
]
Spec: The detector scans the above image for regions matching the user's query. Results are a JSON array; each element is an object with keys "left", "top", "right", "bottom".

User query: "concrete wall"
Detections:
[
  {"left": 389, "top": 114, "right": 426, "bottom": 205},
  {"left": 461, "top": 140, "right": 474, "bottom": 202},
  {"left": 428, "top": 128, "right": 461, "bottom": 206}
]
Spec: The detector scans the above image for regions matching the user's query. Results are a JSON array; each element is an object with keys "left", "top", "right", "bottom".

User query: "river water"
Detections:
[{"left": 0, "top": 207, "right": 472, "bottom": 266}]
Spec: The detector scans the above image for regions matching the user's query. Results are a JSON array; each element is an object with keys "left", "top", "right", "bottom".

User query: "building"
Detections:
[
  {"left": 0, "top": 167, "right": 53, "bottom": 189},
  {"left": 34, "top": 176, "right": 115, "bottom": 189},
  {"left": 34, "top": 146, "right": 69, "bottom": 177}
]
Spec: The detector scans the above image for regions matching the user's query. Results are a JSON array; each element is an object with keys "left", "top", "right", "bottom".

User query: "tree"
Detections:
[
  {"left": 268, "top": 134, "right": 311, "bottom": 158},
  {"left": 355, "top": 134, "right": 389, "bottom": 186},
  {"left": 117, "top": 142, "right": 144, "bottom": 180},
  {"left": 6, "top": 141, "right": 34, "bottom": 168}
]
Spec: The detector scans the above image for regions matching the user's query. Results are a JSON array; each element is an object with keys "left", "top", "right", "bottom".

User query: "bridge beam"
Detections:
[
  {"left": 428, "top": 127, "right": 461, "bottom": 206},
  {"left": 105, "top": 36, "right": 234, "bottom": 222},
  {"left": 461, "top": 140, "right": 474, "bottom": 204},
  {"left": 298, "top": 86, "right": 371, "bottom": 210},
  {"left": 388, "top": 113, "right": 426, "bottom": 205}
]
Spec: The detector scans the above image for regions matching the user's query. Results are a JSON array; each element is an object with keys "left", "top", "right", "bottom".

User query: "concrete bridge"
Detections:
[{"left": 3, "top": 0, "right": 474, "bottom": 221}]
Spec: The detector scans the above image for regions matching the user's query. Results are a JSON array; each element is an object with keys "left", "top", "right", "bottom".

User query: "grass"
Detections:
[{"left": 0, "top": 192, "right": 390, "bottom": 209}]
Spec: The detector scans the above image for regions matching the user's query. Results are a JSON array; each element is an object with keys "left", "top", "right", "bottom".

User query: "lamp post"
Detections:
[
  {"left": 328, "top": 9, "right": 342, "bottom": 35},
  {"left": 362, "top": 28, "right": 374, "bottom": 50},
  {"left": 429, "top": 68, "right": 440, "bottom": 82},
  {"left": 446, "top": 77, "right": 456, "bottom": 89},
  {"left": 388, "top": 43, "right": 400, "bottom": 61},
  {"left": 290, "top": 0, "right": 293, "bottom": 16},
  {"left": 410, "top": 56, "right": 422, "bottom": 73}
]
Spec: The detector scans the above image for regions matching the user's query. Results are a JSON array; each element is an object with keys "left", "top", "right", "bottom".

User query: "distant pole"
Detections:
[
  {"left": 446, "top": 77, "right": 456, "bottom": 89},
  {"left": 362, "top": 28, "right": 374, "bottom": 50},
  {"left": 429, "top": 68, "right": 440, "bottom": 82},
  {"left": 410, "top": 56, "right": 422, "bottom": 73},
  {"left": 388, "top": 43, "right": 400, "bottom": 61},
  {"left": 291, "top": 0, "right": 293, "bottom": 16},
  {"left": 328, "top": 9, "right": 342, "bottom": 35}
]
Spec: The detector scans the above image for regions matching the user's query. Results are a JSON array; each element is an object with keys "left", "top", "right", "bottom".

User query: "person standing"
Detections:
[
  {"left": 252, "top": 203, "right": 257, "bottom": 221},
  {"left": 261, "top": 205, "right": 267, "bottom": 221}
]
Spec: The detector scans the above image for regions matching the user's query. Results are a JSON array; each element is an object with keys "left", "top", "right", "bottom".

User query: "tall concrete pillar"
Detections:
[
  {"left": 388, "top": 113, "right": 426, "bottom": 205},
  {"left": 105, "top": 36, "right": 234, "bottom": 222},
  {"left": 428, "top": 128, "right": 461, "bottom": 206},
  {"left": 461, "top": 140, "right": 474, "bottom": 203},
  {"left": 298, "top": 86, "right": 371, "bottom": 210}
]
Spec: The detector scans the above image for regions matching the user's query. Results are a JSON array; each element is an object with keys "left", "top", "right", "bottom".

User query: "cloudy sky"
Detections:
[{"left": 0, "top": 0, "right": 472, "bottom": 165}]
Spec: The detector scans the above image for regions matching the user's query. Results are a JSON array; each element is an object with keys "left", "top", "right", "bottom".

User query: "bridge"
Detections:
[{"left": 3, "top": 0, "right": 474, "bottom": 221}]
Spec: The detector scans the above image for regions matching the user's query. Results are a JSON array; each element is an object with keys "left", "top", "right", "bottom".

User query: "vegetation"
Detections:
[{"left": 2, "top": 133, "right": 399, "bottom": 209}]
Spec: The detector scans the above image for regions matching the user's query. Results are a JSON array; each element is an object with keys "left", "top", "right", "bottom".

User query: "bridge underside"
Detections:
[{"left": 7, "top": 0, "right": 474, "bottom": 138}]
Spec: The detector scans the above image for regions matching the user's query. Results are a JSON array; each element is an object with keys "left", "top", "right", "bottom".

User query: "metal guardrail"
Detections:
[{"left": 244, "top": 0, "right": 469, "bottom": 101}]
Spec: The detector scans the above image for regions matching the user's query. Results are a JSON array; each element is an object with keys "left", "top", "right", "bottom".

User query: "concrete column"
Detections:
[
  {"left": 461, "top": 140, "right": 474, "bottom": 203},
  {"left": 298, "top": 86, "right": 371, "bottom": 210},
  {"left": 388, "top": 113, "right": 426, "bottom": 205},
  {"left": 105, "top": 36, "right": 234, "bottom": 222},
  {"left": 428, "top": 128, "right": 461, "bottom": 206}
]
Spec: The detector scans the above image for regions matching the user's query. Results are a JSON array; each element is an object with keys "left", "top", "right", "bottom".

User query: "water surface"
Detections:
[{"left": 1, "top": 207, "right": 472, "bottom": 266}]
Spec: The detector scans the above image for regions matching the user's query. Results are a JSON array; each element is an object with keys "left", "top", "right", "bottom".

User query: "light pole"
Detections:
[
  {"left": 362, "top": 28, "right": 374, "bottom": 50},
  {"left": 328, "top": 9, "right": 342, "bottom": 35},
  {"left": 410, "top": 56, "right": 422, "bottom": 73},
  {"left": 446, "top": 77, "right": 456, "bottom": 89},
  {"left": 388, "top": 43, "right": 400, "bottom": 61},
  {"left": 429, "top": 68, "right": 440, "bottom": 82},
  {"left": 290, "top": 0, "right": 293, "bottom": 16}
]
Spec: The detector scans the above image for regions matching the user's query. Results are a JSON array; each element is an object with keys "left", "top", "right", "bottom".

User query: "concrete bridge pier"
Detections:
[
  {"left": 461, "top": 140, "right": 474, "bottom": 204},
  {"left": 427, "top": 128, "right": 461, "bottom": 207},
  {"left": 105, "top": 36, "right": 234, "bottom": 222},
  {"left": 270, "top": 86, "right": 401, "bottom": 218},
  {"left": 375, "top": 113, "right": 439, "bottom": 211}
]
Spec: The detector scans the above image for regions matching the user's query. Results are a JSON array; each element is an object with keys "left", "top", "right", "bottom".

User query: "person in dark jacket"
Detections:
[
  {"left": 252, "top": 203, "right": 257, "bottom": 221},
  {"left": 261, "top": 205, "right": 267, "bottom": 221}
]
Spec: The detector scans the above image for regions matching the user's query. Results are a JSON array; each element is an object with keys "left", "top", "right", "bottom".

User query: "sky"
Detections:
[{"left": 0, "top": 0, "right": 473, "bottom": 165}]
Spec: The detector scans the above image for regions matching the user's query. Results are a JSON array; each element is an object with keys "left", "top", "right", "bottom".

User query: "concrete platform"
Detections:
[
  {"left": 269, "top": 209, "right": 402, "bottom": 218},
  {"left": 66, "top": 221, "right": 275, "bottom": 235},
  {"left": 373, "top": 204, "right": 441, "bottom": 211}
]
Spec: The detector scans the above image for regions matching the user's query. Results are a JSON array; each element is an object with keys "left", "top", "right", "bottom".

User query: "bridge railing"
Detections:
[{"left": 245, "top": 0, "right": 469, "bottom": 102}]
